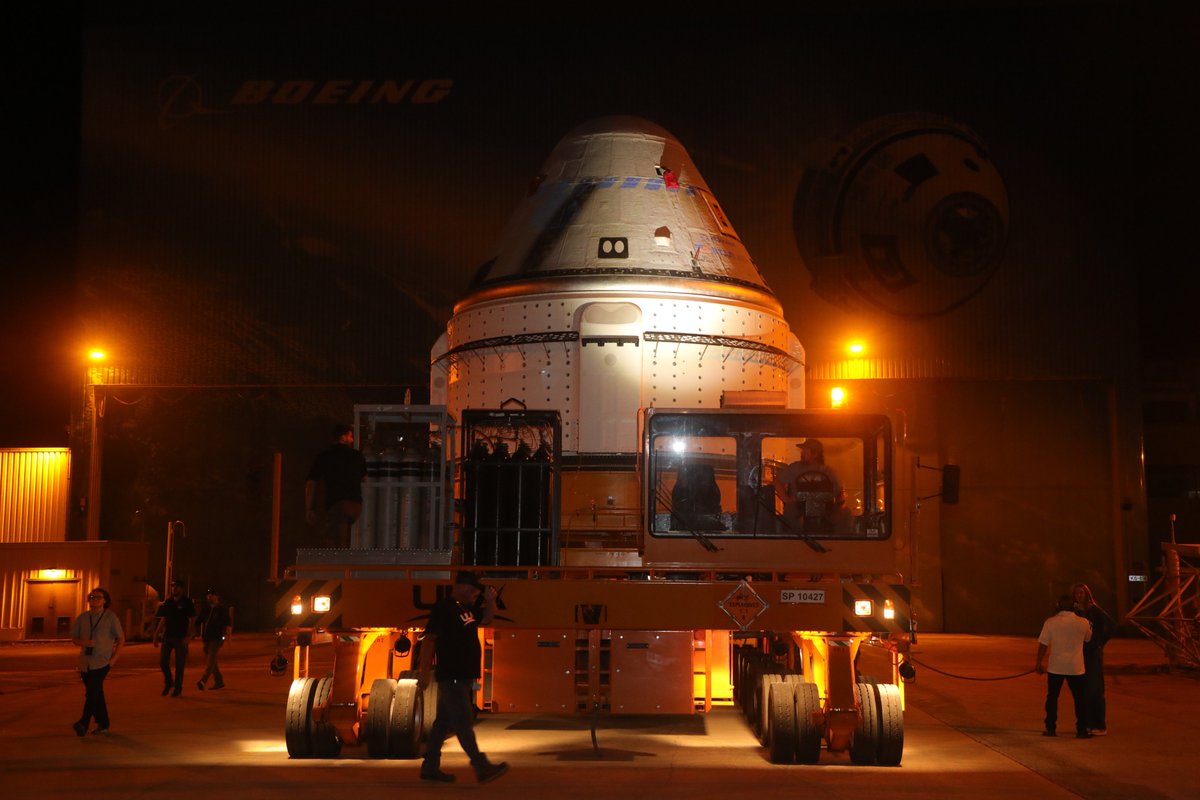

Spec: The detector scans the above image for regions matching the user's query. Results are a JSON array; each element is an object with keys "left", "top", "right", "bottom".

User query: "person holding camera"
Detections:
[
  {"left": 70, "top": 587, "right": 124, "bottom": 736},
  {"left": 417, "top": 571, "right": 508, "bottom": 784}
]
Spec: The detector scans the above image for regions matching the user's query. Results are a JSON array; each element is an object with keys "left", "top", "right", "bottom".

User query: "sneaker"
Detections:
[
  {"left": 476, "top": 761, "right": 509, "bottom": 784},
  {"left": 91, "top": 726, "right": 109, "bottom": 735},
  {"left": 197, "top": 680, "right": 206, "bottom": 691},
  {"left": 210, "top": 682, "right": 225, "bottom": 690},
  {"left": 161, "top": 685, "right": 172, "bottom": 696},
  {"left": 72, "top": 721, "right": 87, "bottom": 737},
  {"left": 1075, "top": 731, "right": 1093, "bottom": 739},
  {"left": 171, "top": 689, "right": 182, "bottom": 697},
  {"left": 1089, "top": 728, "right": 1107, "bottom": 736},
  {"left": 420, "top": 768, "right": 456, "bottom": 783},
  {"left": 1041, "top": 729, "right": 1056, "bottom": 737}
]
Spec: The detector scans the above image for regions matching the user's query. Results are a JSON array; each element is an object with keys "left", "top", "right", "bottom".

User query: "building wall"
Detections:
[
  {"left": 0, "top": 449, "right": 70, "bottom": 543},
  {"left": 0, "top": 541, "right": 150, "bottom": 641},
  {"left": 810, "top": 378, "right": 1139, "bottom": 635}
]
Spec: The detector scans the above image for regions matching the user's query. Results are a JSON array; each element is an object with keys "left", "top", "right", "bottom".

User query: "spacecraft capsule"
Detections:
[{"left": 431, "top": 116, "right": 804, "bottom": 454}]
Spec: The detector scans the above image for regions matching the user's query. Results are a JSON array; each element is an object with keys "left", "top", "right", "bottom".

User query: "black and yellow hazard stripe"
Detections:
[
  {"left": 841, "top": 583, "right": 911, "bottom": 634},
  {"left": 273, "top": 579, "right": 344, "bottom": 629}
]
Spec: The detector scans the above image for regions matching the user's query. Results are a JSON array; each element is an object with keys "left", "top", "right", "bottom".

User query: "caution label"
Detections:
[{"left": 719, "top": 581, "right": 768, "bottom": 631}]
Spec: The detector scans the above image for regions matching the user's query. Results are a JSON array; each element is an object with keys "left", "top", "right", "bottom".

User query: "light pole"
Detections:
[
  {"left": 84, "top": 350, "right": 107, "bottom": 541},
  {"left": 164, "top": 519, "right": 186, "bottom": 590}
]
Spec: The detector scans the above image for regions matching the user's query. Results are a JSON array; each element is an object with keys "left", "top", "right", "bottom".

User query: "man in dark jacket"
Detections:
[
  {"left": 416, "top": 571, "right": 508, "bottom": 784},
  {"left": 1072, "top": 582, "right": 1116, "bottom": 735}
]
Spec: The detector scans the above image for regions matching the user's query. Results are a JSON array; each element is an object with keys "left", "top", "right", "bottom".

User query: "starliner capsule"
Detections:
[{"left": 431, "top": 116, "right": 804, "bottom": 456}]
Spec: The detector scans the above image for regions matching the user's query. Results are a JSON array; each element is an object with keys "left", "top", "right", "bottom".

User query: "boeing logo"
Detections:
[
  {"left": 157, "top": 75, "right": 453, "bottom": 129},
  {"left": 230, "top": 78, "right": 453, "bottom": 105}
]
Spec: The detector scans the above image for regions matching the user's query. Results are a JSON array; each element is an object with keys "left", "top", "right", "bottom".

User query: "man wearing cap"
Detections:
[
  {"left": 774, "top": 438, "right": 846, "bottom": 532},
  {"left": 417, "top": 571, "right": 508, "bottom": 784},
  {"left": 153, "top": 579, "right": 196, "bottom": 697},
  {"left": 195, "top": 588, "right": 231, "bottom": 691}
]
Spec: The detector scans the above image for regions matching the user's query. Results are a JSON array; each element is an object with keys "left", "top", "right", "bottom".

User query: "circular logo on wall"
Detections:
[{"left": 793, "top": 113, "right": 1009, "bottom": 318}]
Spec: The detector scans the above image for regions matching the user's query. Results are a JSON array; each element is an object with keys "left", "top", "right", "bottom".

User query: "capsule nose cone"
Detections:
[{"left": 470, "top": 116, "right": 773, "bottom": 295}]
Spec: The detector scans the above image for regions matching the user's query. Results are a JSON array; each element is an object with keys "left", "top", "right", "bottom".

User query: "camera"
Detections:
[{"left": 84, "top": 646, "right": 94, "bottom": 655}]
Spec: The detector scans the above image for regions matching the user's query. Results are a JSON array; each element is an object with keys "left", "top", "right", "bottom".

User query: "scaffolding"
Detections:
[{"left": 1125, "top": 542, "right": 1200, "bottom": 669}]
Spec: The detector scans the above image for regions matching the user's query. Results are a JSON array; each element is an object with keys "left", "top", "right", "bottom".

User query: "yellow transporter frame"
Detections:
[{"left": 280, "top": 564, "right": 910, "bottom": 759}]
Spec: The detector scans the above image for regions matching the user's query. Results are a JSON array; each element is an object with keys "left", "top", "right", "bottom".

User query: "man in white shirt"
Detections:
[{"left": 1035, "top": 595, "right": 1093, "bottom": 738}]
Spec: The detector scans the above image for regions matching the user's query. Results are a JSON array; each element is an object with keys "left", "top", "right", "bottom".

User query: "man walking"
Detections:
[
  {"left": 1035, "top": 595, "right": 1093, "bottom": 738},
  {"left": 195, "top": 588, "right": 231, "bottom": 691},
  {"left": 417, "top": 571, "right": 508, "bottom": 784},
  {"left": 154, "top": 579, "right": 195, "bottom": 697}
]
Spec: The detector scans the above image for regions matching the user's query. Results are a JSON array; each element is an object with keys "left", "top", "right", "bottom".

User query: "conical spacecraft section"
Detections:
[{"left": 432, "top": 116, "right": 804, "bottom": 454}]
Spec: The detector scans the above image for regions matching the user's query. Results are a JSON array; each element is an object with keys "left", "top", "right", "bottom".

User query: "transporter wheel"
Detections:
[
  {"left": 310, "top": 676, "right": 342, "bottom": 758},
  {"left": 794, "top": 682, "right": 823, "bottom": 764},
  {"left": 850, "top": 682, "right": 879, "bottom": 765},
  {"left": 743, "top": 657, "right": 765, "bottom": 720},
  {"left": 284, "top": 677, "right": 317, "bottom": 758},
  {"left": 365, "top": 678, "right": 397, "bottom": 758},
  {"left": 758, "top": 672, "right": 783, "bottom": 743},
  {"left": 875, "top": 683, "right": 904, "bottom": 766},
  {"left": 389, "top": 678, "right": 423, "bottom": 758},
  {"left": 767, "top": 682, "right": 797, "bottom": 764}
]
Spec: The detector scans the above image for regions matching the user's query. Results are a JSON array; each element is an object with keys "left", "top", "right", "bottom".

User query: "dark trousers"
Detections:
[
  {"left": 160, "top": 636, "right": 189, "bottom": 689},
  {"left": 79, "top": 665, "right": 111, "bottom": 729},
  {"left": 1083, "top": 649, "right": 1106, "bottom": 729},
  {"left": 323, "top": 499, "right": 362, "bottom": 548},
  {"left": 1044, "top": 672, "right": 1088, "bottom": 734},
  {"left": 422, "top": 680, "right": 486, "bottom": 770},
  {"left": 200, "top": 639, "right": 224, "bottom": 685}
]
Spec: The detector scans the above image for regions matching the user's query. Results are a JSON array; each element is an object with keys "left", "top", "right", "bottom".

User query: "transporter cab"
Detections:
[{"left": 279, "top": 403, "right": 911, "bottom": 766}]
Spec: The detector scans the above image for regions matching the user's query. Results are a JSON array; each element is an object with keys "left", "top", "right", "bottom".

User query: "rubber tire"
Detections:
[
  {"left": 744, "top": 658, "right": 767, "bottom": 720},
  {"left": 365, "top": 678, "right": 397, "bottom": 758},
  {"left": 767, "top": 682, "right": 797, "bottom": 764},
  {"left": 389, "top": 678, "right": 423, "bottom": 758},
  {"left": 758, "top": 673, "right": 782, "bottom": 744},
  {"left": 310, "top": 676, "right": 342, "bottom": 758},
  {"left": 794, "top": 681, "right": 822, "bottom": 764},
  {"left": 875, "top": 682, "right": 904, "bottom": 766},
  {"left": 285, "top": 677, "right": 316, "bottom": 758},
  {"left": 850, "top": 682, "right": 879, "bottom": 765}
]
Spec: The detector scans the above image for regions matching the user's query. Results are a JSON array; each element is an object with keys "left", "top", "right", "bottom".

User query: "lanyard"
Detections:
[{"left": 89, "top": 610, "right": 106, "bottom": 638}]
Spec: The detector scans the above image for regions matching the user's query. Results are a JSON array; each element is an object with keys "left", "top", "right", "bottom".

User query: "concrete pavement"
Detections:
[{"left": 0, "top": 632, "right": 1194, "bottom": 799}]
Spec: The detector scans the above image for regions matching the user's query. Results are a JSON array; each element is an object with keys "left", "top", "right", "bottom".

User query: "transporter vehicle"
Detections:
[{"left": 278, "top": 116, "right": 914, "bottom": 765}]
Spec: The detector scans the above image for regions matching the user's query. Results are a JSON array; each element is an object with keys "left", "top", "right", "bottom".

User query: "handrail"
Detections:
[{"left": 281, "top": 561, "right": 905, "bottom": 584}]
